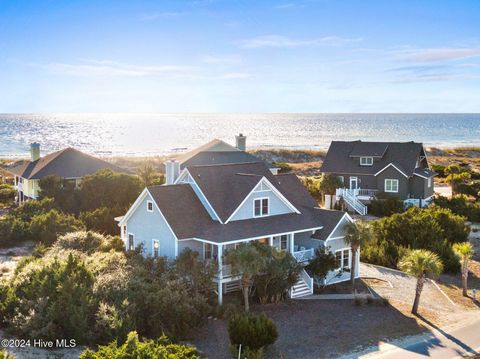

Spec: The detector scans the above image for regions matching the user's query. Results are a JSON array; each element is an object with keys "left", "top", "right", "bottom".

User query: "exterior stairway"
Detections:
[
  {"left": 336, "top": 188, "right": 368, "bottom": 215},
  {"left": 290, "top": 269, "right": 314, "bottom": 298}
]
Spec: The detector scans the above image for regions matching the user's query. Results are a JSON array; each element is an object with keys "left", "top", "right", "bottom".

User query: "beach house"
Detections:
[
  {"left": 321, "top": 141, "right": 437, "bottom": 215},
  {"left": 7, "top": 143, "right": 124, "bottom": 204},
  {"left": 118, "top": 136, "right": 357, "bottom": 303}
]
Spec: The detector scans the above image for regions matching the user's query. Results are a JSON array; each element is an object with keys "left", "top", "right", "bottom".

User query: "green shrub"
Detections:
[
  {"left": 29, "top": 209, "right": 84, "bottom": 245},
  {"left": 369, "top": 193, "right": 404, "bottom": 217},
  {"left": 80, "top": 207, "right": 119, "bottom": 235},
  {"left": 362, "top": 207, "right": 468, "bottom": 273},
  {"left": 228, "top": 312, "right": 278, "bottom": 356},
  {"left": 54, "top": 231, "right": 124, "bottom": 254},
  {"left": 272, "top": 161, "right": 292, "bottom": 174},
  {"left": 431, "top": 164, "right": 446, "bottom": 178},
  {"left": 0, "top": 185, "right": 15, "bottom": 204},
  {"left": 79, "top": 331, "right": 199, "bottom": 359},
  {"left": 0, "top": 350, "right": 15, "bottom": 359},
  {"left": 306, "top": 248, "right": 336, "bottom": 281}
]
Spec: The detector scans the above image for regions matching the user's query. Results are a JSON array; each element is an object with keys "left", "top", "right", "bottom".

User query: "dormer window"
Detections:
[
  {"left": 254, "top": 198, "right": 269, "bottom": 217},
  {"left": 360, "top": 157, "right": 373, "bottom": 166}
]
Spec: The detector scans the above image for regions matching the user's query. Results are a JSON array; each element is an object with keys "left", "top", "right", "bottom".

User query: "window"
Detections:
[
  {"left": 335, "top": 249, "right": 350, "bottom": 270},
  {"left": 147, "top": 200, "right": 153, "bottom": 212},
  {"left": 205, "top": 243, "right": 213, "bottom": 260},
  {"left": 385, "top": 179, "right": 399, "bottom": 193},
  {"left": 360, "top": 157, "right": 373, "bottom": 166},
  {"left": 338, "top": 176, "right": 344, "bottom": 184},
  {"left": 254, "top": 198, "right": 269, "bottom": 217},
  {"left": 427, "top": 177, "right": 432, "bottom": 188},
  {"left": 152, "top": 239, "right": 159, "bottom": 258},
  {"left": 128, "top": 234, "right": 134, "bottom": 251}
]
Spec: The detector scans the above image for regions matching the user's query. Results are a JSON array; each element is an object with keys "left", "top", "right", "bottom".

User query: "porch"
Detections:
[{"left": 335, "top": 188, "right": 378, "bottom": 215}]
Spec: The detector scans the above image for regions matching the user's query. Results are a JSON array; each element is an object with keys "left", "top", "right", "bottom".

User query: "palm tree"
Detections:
[
  {"left": 225, "top": 244, "right": 266, "bottom": 312},
  {"left": 343, "top": 221, "right": 371, "bottom": 293},
  {"left": 453, "top": 242, "right": 474, "bottom": 297},
  {"left": 398, "top": 249, "right": 443, "bottom": 314}
]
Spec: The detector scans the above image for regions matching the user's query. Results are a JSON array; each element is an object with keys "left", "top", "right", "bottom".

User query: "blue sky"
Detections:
[{"left": 0, "top": 0, "right": 479, "bottom": 112}]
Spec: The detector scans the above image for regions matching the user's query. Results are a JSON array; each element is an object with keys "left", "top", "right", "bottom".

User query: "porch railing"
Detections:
[
  {"left": 357, "top": 189, "right": 378, "bottom": 197},
  {"left": 300, "top": 268, "right": 314, "bottom": 293},
  {"left": 293, "top": 248, "right": 315, "bottom": 263}
]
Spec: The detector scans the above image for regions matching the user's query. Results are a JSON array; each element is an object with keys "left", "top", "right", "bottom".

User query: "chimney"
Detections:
[
  {"left": 30, "top": 142, "right": 40, "bottom": 161},
  {"left": 235, "top": 133, "right": 246, "bottom": 151},
  {"left": 165, "top": 160, "right": 181, "bottom": 185}
]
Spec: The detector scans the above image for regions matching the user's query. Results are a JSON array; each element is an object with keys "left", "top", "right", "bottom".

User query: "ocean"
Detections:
[{"left": 1, "top": 113, "right": 479, "bottom": 158}]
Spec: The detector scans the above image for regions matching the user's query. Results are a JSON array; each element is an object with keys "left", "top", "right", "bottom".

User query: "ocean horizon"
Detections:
[{"left": 1, "top": 113, "right": 480, "bottom": 158}]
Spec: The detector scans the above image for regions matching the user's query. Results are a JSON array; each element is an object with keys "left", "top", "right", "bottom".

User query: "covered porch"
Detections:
[{"left": 181, "top": 229, "right": 322, "bottom": 304}]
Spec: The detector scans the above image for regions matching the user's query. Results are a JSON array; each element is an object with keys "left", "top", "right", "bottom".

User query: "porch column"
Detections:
[
  {"left": 268, "top": 236, "right": 273, "bottom": 247},
  {"left": 289, "top": 233, "right": 294, "bottom": 254},
  {"left": 217, "top": 244, "right": 223, "bottom": 305}
]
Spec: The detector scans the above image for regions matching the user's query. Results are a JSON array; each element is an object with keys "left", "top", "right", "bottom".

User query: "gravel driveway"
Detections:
[{"left": 360, "top": 263, "right": 457, "bottom": 315}]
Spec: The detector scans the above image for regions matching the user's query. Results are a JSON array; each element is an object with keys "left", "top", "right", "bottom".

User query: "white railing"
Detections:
[
  {"left": 300, "top": 268, "right": 314, "bottom": 293},
  {"left": 293, "top": 248, "right": 315, "bottom": 263},
  {"left": 336, "top": 188, "right": 368, "bottom": 215},
  {"left": 357, "top": 189, "right": 378, "bottom": 197}
]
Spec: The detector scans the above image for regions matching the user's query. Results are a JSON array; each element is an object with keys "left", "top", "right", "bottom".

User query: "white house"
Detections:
[{"left": 119, "top": 136, "right": 358, "bottom": 303}]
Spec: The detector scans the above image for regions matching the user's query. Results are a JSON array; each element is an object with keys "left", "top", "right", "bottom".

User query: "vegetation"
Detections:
[
  {"left": 228, "top": 312, "right": 278, "bottom": 359},
  {"left": 361, "top": 207, "right": 469, "bottom": 273},
  {"left": 369, "top": 192, "right": 404, "bottom": 217},
  {"left": 253, "top": 244, "right": 301, "bottom": 304},
  {"left": 0, "top": 231, "right": 214, "bottom": 344},
  {"left": 272, "top": 161, "right": 292, "bottom": 174},
  {"left": 452, "top": 242, "right": 474, "bottom": 297},
  {"left": 137, "top": 162, "right": 165, "bottom": 187},
  {"left": 343, "top": 221, "right": 372, "bottom": 292},
  {"left": 306, "top": 248, "right": 336, "bottom": 282},
  {"left": 398, "top": 249, "right": 443, "bottom": 314},
  {"left": 225, "top": 244, "right": 266, "bottom": 312},
  {"left": 434, "top": 195, "right": 480, "bottom": 222},
  {"left": 79, "top": 331, "right": 199, "bottom": 359},
  {"left": 300, "top": 176, "right": 322, "bottom": 202},
  {"left": 0, "top": 184, "right": 15, "bottom": 205},
  {"left": 318, "top": 173, "right": 343, "bottom": 196},
  {"left": 444, "top": 164, "right": 471, "bottom": 195}
]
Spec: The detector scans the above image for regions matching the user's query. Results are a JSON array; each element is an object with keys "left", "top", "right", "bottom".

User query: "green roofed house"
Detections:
[
  {"left": 7, "top": 143, "right": 124, "bottom": 204},
  {"left": 119, "top": 135, "right": 356, "bottom": 304},
  {"left": 320, "top": 140, "right": 437, "bottom": 215}
]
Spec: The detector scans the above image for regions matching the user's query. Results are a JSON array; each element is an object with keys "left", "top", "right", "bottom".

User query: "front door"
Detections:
[{"left": 350, "top": 176, "right": 358, "bottom": 190}]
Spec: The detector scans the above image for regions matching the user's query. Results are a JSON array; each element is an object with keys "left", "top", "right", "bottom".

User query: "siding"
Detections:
[
  {"left": 294, "top": 230, "right": 324, "bottom": 251},
  {"left": 125, "top": 193, "right": 177, "bottom": 259},
  {"left": 178, "top": 239, "right": 204, "bottom": 257},
  {"left": 324, "top": 236, "right": 360, "bottom": 284},
  {"left": 409, "top": 175, "right": 434, "bottom": 199},
  {"left": 375, "top": 166, "right": 409, "bottom": 199},
  {"left": 229, "top": 187, "right": 293, "bottom": 221}
]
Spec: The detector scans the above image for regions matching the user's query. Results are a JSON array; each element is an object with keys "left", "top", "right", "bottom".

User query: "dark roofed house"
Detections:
[
  {"left": 119, "top": 136, "right": 356, "bottom": 303},
  {"left": 7, "top": 143, "right": 125, "bottom": 204},
  {"left": 320, "top": 140, "right": 436, "bottom": 215}
]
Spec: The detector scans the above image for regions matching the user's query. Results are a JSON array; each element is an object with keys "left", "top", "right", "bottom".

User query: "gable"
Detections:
[{"left": 227, "top": 178, "right": 296, "bottom": 222}]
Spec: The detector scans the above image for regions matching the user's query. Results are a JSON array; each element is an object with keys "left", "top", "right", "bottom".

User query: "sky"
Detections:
[{"left": 0, "top": 0, "right": 479, "bottom": 113}]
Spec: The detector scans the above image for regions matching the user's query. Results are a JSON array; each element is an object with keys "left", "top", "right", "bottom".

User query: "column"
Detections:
[
  {"left": 289, "top": 233, "right": 294, "bottom": 254},
  {"left": 217, "top": 244, "right": 223, "bottom": 305},
  {"left": 268, "top": 236, "right": 273, "bottom": 247}
]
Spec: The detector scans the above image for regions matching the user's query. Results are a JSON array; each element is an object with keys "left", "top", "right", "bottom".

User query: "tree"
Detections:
[
  {"left": 343, "top": 221, "right": 372, "bottom": 293},
  {"left": 318, "top": 173, "right": 343, "bottom": 195},
  {"left": 225, "top": 244, "right": 266, "bottom": 312},
  {"left": 453, "top": 242, "right": 474, "bottom": 297},
  {"left": 306, "top": 248, "right": 336, "bottom": 282},
  {"left": 445, "top": 164, "right": 471, "bottom": 195},
  {"left": 137, "top": 162, "right": 156, "bottom": 187},
  {"left": 398, "top": 249, "right": 443, "bottom": 314}
]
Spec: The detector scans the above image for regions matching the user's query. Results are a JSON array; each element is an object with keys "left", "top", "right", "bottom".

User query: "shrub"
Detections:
[
  {"left": 80, "top": 207, "right": 119, "bottom": 235},
  {"left": 228, "top": 313, "right": 278, "bottom": 356},
  {"left": 79, "top": 331, "right": 199, "bottom": 359},
  {"left": 434, "top": 195, "right": 480, "bottom": 222},
  {"left": 431, "top": 164, "right": 446, "bottom": 178},
  {"left": 361, "top": 207, "right": 468, "bottom": 273},
  {"left": 54, "top": 231, "right": 124, "bottom": 254},
  {"left": 306, "top": 248, "right": 336, "bottom": 281},
  {"left": 369, "top": 193, "right": 404, "bottom": 217},
  {"left": 0, "top": 184, "right": 15, "bottom": 204},
  {"left": 29, "top": 209, "right": 84, "bottom": 245},
  {"left": 272, "top": 161, "right": 292, "bottom": 174}
]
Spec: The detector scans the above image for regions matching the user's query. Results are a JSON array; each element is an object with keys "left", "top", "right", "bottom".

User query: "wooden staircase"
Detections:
[{"left": 290, "top": 269, "right": 314, "bottom": 298}]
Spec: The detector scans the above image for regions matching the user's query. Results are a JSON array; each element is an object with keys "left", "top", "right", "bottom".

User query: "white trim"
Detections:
[
  {"left": 224, "top": 177, "right": 300, "bottom": 224},
  {"left": 349, "top": 176, "right": 358, "bottom": 189},
  {"left": 146, "top": 200, "right": 154, "bottom": 212},
  {"left": 360, "top": 157, "right": 373, "bottom": 166},
  {"left": 427, "top": 177, "right": 432, "bottom": 188},
  {"left": 384, "top": 178, "right": 399, "bottom": 193},
  {"left": 178, "top": 226, "right": 324, "bottom": 246},
  {"left": 127, "top": 233, "right": 135, "bottom": 251},
  {"left": 145, "top": 188, "right": 179, "bottom": 240},
  {"left": 334, "top": 247, "right": 351, "bottom": 270},
  {"left": 413, "top": 171, "right": 436, "bottom": 180},
  {"left": 179, "top": 168, "right": 223, "bottom": 223},
  {"left": 374, "top": 163, "right": 409, "bottom": 178},
  {"left": 253, "top": 196, "right": 269, "bottom": 218},
  {"left": 118, "top": 188, "right": 149, "bottom": 226},
  {"left": 152, "top": 239, "right": 160, "bottom": 257},
  {"left": 325, "top": 212, "right": 353, "bottom": 243}
]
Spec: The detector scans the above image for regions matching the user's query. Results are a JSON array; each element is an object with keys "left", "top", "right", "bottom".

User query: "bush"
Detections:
[
  {"left": 80, "top": 207, "right": 119, "bottom": 235},
  {"left": 79, "top": 331, "right": 199, "bottom": 359},
  {"left": 306, "top": 248, "right": 336, "bottom": 281},
  {"left": 0, "top": 184, "right": 15, "bottom": 204},
  {"left": 54, "top": 231, "right": 124, "bottom": 254},
  {"left": 434, "top": 195, "right": 480, "bottom": 221},
  {"left": 228, "top": 312, "right": 278, "bottom": 356},
  {"left": 272, "top": 161, "right": 292, "bottom": 174},
  {"left": 361, "top": 207, "right": 469, "bottom": 273},
  {"left": 369, "top": 193, "right": 404, "bottom": 217},
  {"left": 29, "top": 209, "right": 84, "bottom": 245},
  {"left": 431, "top": 164, "right": 446, "bottom": 178}
]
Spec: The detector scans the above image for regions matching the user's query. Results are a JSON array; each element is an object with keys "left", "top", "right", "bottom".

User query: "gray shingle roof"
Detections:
[
  {"left": 7, "top": 148, "right": 125, "bottom": 180},
  {"left": 414, "top": 167, "right": 437, "bottom": 178},
  {"left": 174, "top": 138, "right": 272, "bottom": 169},
  {"left": 320, "top": 141, "right": 425, "bottom": 177},
  {"left": 187, "top": 162, "right": 282, "bottom": 222}
]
